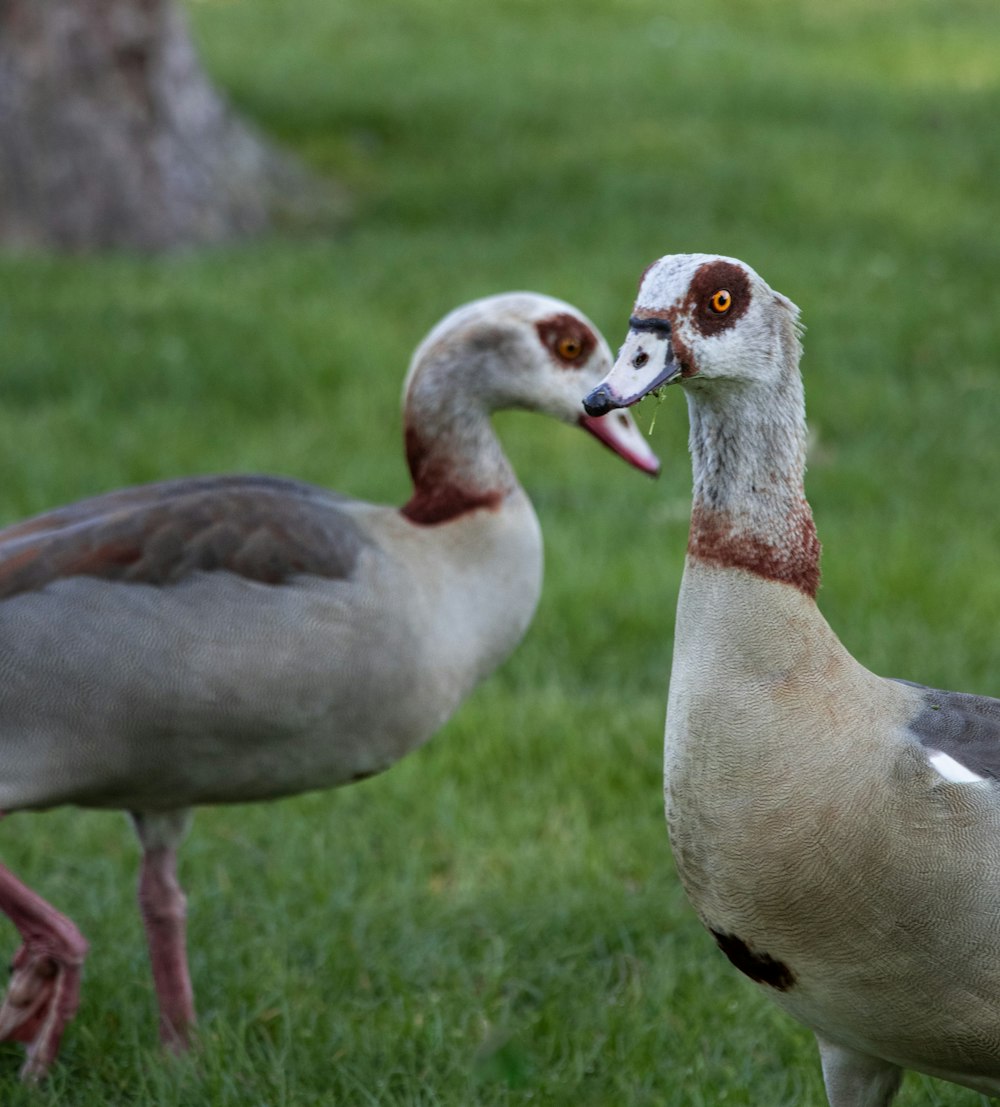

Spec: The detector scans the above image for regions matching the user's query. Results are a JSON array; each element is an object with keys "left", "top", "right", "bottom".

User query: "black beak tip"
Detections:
[{"left": 583, "top": 385, "right": 616, "bottom": 417}]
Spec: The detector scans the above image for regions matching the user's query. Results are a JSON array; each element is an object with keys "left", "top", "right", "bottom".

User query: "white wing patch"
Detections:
[{"left": 927, "top": 748, "right": 986, "bottom": 784}]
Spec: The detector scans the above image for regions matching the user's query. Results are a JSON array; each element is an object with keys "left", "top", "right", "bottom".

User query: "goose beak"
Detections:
[
  {"left": 583, "top": 323, "right": 681, "bottom": 415},
  {"left": 579, "top": 408, "right": 660, "bottom": 476}
]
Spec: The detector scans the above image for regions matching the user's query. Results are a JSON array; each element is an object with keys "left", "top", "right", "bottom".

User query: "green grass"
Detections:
[{"left": 0, "top": 0, "right": 998, "bottom": 1101}]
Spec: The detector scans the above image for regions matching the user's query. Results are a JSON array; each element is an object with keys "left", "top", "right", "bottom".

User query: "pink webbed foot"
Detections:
[
  {"left": 0, "top": 856, "right": 88, "bottom": 1082},
  {"left": 0, "top": 941, "right": 85, "bottom": 1081}
]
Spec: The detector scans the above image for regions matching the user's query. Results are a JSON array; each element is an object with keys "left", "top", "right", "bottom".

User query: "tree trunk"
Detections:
[{"left": 0, "top": 0, "right": 341, "bottom": 252}]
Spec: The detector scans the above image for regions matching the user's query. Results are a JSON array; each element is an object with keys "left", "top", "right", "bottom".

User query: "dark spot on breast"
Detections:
[
  {"left": 710, "top": 929, "right": 796, "bottom": 990},
  {"left": 689, "top": 502, "right": 821, "bottom": 597},
  {"left": 534, "top": 313, "right": 597, "bottom": 368},
  {"left": 684, "top": 261, "right": 752, "bottom": 337}
]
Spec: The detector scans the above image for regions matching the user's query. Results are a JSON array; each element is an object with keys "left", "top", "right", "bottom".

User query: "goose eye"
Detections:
[
  {"left": 557, "top": 336, "right": 583, "bottom": 361},
  {"left": 709, "top": 289, "right": 732, "bottom": 314}
]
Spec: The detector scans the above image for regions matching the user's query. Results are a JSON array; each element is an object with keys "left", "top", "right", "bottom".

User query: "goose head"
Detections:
[
  {"left": 405, "top": 292, "right": 659, "bottom": 475},
  {"left": 583, "top": 255, "right": 802, "bottom": 413}
]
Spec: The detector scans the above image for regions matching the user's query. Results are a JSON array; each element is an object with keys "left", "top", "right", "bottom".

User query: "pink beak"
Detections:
[{"left": 579, "top": 410, "right": 660, "bottom": 476}]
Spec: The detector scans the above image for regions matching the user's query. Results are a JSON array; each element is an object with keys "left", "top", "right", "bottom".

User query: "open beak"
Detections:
[
  {"left": 583, "top": 325, "right": 681, "bottom": 415},
  {"left": 579, "top": 408, "right": 660, "bottom": 476}
]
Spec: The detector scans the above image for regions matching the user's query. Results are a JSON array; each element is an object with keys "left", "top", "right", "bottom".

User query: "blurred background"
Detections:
[{"left": 0, "top": 0, "right": 997, "bottom": 1103}]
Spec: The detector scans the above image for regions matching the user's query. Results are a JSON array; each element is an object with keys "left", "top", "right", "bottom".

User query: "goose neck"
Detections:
[
  {"left": 401, "top": 363, "right": 516, "bottom": 526},
  {"left": 684, "top": 373, "right": 820, "bottom": 597}
]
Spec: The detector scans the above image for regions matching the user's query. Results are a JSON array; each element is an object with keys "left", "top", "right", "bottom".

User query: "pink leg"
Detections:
[
  {"left": 133, "top": 812, "right": 195, "bottom": 1050},
  {"left": 0, "top": 863, "right": 88, "bottom": 1081},
  {"left": 138, "top": 845, "right": 195, "bottom": 1049}
]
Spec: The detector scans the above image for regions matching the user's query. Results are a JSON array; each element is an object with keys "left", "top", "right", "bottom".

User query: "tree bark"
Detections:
[{"left": 0, "top": 0, "right": 340, "bottom": 252}]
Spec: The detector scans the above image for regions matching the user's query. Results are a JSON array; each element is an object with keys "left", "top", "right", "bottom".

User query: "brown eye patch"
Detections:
[
  {"left": 535, "top": 313, "right": 597, "bottom": 368},
  {"left": 684, "top": 260, "right": 752, "bottom": 336}
]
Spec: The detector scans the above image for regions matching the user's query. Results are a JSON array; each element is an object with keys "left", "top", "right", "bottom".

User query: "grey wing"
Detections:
[
  {"left": 895, "top": 678, "right": 1000, "bottom": 781},
  {"left": 0, "top": 475, "right": 388, "bottom": 811},
  {"left": 0, "top": 473, "right": 371, "bottom": 598}
]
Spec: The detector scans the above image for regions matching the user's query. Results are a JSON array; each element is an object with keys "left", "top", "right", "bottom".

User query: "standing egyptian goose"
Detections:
[
  {"left": 584, "top": 254, "right": 1000, "bottom": 1105},
  {"left": 0, "top": 291, "right": 658, "bottom": 1080}
]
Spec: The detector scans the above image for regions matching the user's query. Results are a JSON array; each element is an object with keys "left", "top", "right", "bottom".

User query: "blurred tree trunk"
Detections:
[{"left": 0, "top": 0, "right": 339, "bottom": 252}]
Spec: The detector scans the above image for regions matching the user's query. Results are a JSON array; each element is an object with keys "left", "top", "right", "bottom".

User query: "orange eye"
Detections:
[
  {"left": 709, "top": 289, "right": 732, "bottom": 314},
  {"left": 557, "top": 336, "right": 583, "bottom": 360}
]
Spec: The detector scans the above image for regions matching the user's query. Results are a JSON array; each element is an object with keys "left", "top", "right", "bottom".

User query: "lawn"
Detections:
[{"left": 0, "top": 0, "right": 998, "bottom": 1102}]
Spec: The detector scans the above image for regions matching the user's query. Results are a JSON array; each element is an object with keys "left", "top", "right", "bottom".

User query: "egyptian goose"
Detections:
[
  {"left": 583, "top": 254, "right": 1000, "bottom": 1105},
  {"left": 0, "top": 291, "right": 658, "bottom": 1079}
]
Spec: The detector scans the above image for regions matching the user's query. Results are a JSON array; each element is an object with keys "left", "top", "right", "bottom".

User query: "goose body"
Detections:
[
  {"left": 0, "top": 474, "right": 541, "bottom": 812},
  {"left": 584, "top": 255, "right": 1000, "bottom": 1104},
  {"left": 669, "top": 566, "right": 1000, "bottom": 1100},
  {"left": 0, "top": 291, "right": 658, "bottom": 1078}
]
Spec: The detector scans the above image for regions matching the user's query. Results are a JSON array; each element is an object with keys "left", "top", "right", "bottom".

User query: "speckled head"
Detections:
[
  {"left": 401, "top": 292, "right": 659, "bottom": 525},
  {"left": 584, "top": 254, "right": 802, "bottom": 413}
]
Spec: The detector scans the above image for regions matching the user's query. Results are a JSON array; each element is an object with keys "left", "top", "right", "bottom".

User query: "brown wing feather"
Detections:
[{"left": 0, "top": 475, "right": 368, "bottom": 600}]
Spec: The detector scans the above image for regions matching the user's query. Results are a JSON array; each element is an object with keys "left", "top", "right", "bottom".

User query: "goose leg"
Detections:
[
  {"left": 817, "top": 1035, "right": 903, "bottom": 1107},
  {"left": 131, "top": 811, "right": 195, "bottom": 1051},
  {"left": 0, "top": 858, "right": 88, "bottom": 1081}
]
